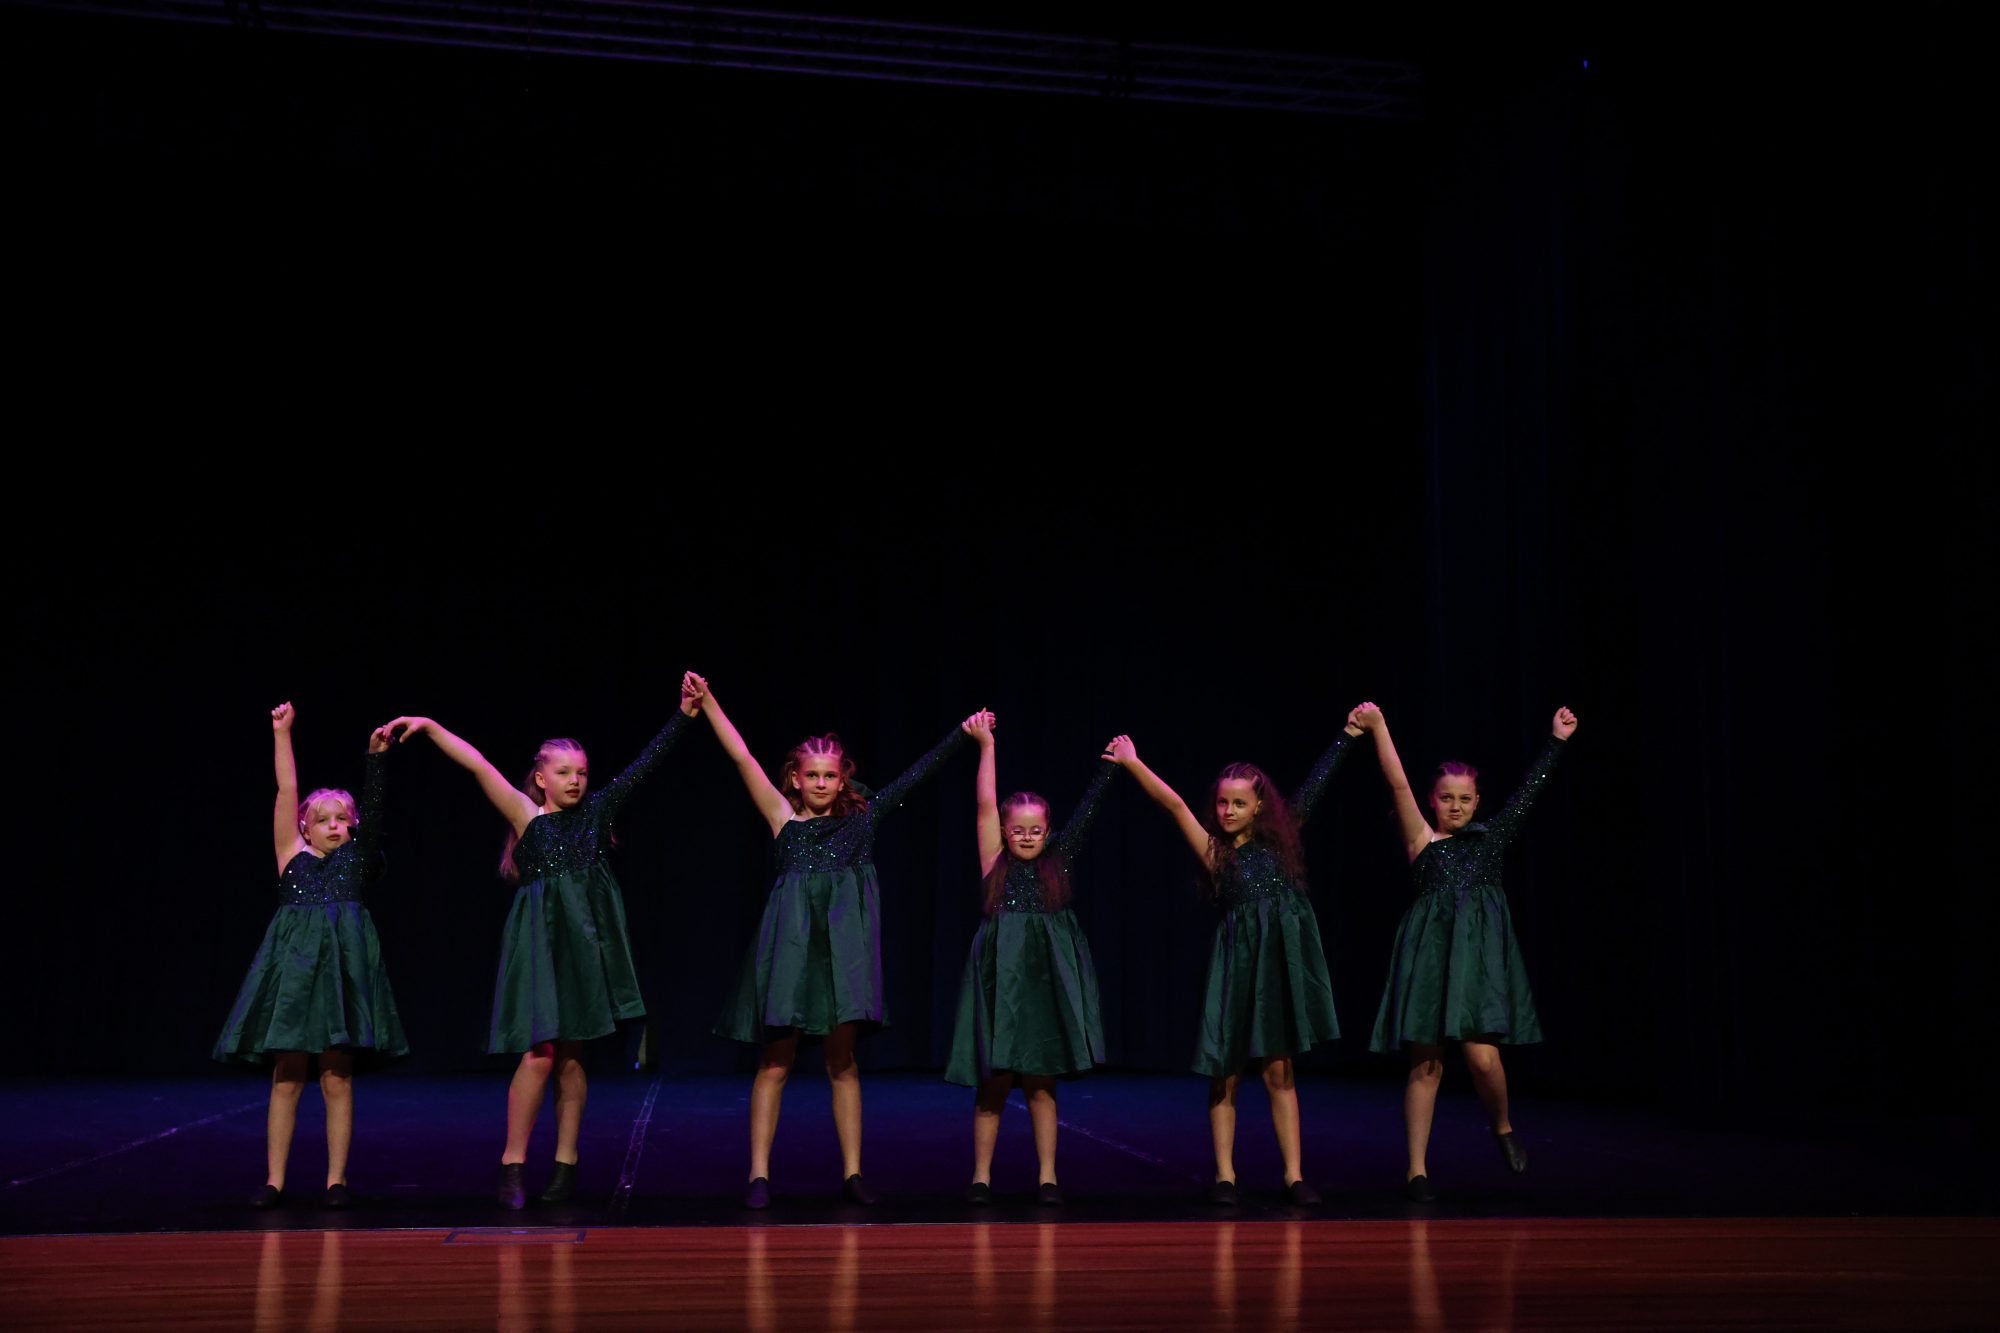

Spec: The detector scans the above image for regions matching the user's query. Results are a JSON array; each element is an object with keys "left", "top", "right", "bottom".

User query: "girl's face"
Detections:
[
  {"left": 302, "top": 801, "right": 355, "bottom": 855},
  {"left": 536, "top": 749, "right": 590, "bottom": 810},
  {"left": 1215, "top": 778, "right": 1262, "bottom": 840},
  {"left": 1430, "top": 774, "right": 1480, "bottom": 832},
  {"left": 792, "top": 753, "right": 846, "bottom": 814},
  {"left": 1003, "top": 804, "right": 1052, "bottom": 861}
]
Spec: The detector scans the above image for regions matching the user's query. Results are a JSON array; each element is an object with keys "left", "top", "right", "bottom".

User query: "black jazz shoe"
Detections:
[
  {"left": 965, "top": 1182, "right": 992, "bottom": 1206},
  {"left": 251, "top": 1185, "right": 284, "bottom": 1210},
  {"left": 1405, "top": 1174, "right": 1437, "bottom": 1203},
  {"left": 1206, "top": 1179, "right": 1238, "bottom": 1206},
  {"left": 843, "top": 1174, "right": 878, "bottom": 1206},
  {"left": 743, "top": 1177, "right": 772, "bottom": 1210},
  {"left": 1493, "top": 1131, "right": 1529, "bottom": 1175},
  {"left": 537, "top": 1162, "right": 577, "bottom": 1205},
  {"left": 1036, "top": 1182, "right": 1065, "bottom": 1207},
  {"left": 496, "top": 1163, "right": 527, "bottom": 1211},
  {"left": 322, "top": 1183, "right": 352, "bottom": 1210},
  {"left": 1285, "top": 1179, "right": 1322, "bottom": 1206}
]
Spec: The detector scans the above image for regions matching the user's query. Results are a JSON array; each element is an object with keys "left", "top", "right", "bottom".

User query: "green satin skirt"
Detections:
[
  {"left": 213, "top": 901, "right": 409, "bottom": 1068},
  {"left": 1192, "top": 886, "right": 1340, "bottom": 1078},
  {"left": 1369, "top": 885, "right": 1542, "bottom": 1051},
  {"left": 944, "top": 907, "right": 1104, "bottom": 1086},
  {"left": 715, "top": 868, "right": 886, "bottom": 1043},
  {"left": 487, "top": 867, "right": 646, "bottom": 1054}
]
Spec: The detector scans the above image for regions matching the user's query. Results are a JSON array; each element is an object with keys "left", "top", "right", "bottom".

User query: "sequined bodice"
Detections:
[
  {"left": 769, "top": 726, "right": 969, "bottom": 879},
  {"left": 277, "top": 844, "right": 373, "bottom": 906},
  {"left": 992, "top": 760, "right": 1116, "bottom": 914},
  {"left": 1410, "top": 739, "right": 1565, "bottom": 902},
  {"left": 512, "top": 712, "right": 691, "bottom": 885},
  {"left": 1215, "top": 842, "right": 1297, "bottom": 908},
  {"left": 276, "top": 752, "right": 385, "bottom": 906},
  {"left": 1210, "top": 732, "right": 1358, "bottom": 911}
]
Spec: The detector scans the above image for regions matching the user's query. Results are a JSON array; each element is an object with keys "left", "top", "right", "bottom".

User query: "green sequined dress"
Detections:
[
  {"left": 944, "top": 760, "right": 1114, "bottom": 1086},
  {"left": 486, "top": 712, "right": 690, "bottom": 1054},
  {"left": 1368, "top": 738, "right": 1562, "bottom": 1051},
  {"left": 213, "top": 752, "right": 409, "bottom": 1068},
  {"left": 716, "top": 727, "right": 969, "bottom": 1042},
  {"left": 1191, "top": 732, "right": 1355, "bottom": 1078}
]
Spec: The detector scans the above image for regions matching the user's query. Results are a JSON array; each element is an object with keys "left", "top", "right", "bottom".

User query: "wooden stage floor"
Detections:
[{"left": 5, "top": 1216, "right": 1995, "bottom": 1330}]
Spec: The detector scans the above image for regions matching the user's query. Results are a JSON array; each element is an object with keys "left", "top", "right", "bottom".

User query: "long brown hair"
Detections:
[
  {"left": 777, "top": 734, "right": 870, "bottom": 818},
  {"left": 500, "top": 737, "right": 586, "bottom": 884},
  {"left": 1202, "top": 762, "right": 1307, "bottom": 899},
  {"left": 980, "top": 791, "right": 1072, "bottom": 914}
]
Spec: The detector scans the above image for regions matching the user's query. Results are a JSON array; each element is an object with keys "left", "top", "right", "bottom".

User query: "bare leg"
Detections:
[
  {"left": 550, "top": 1041, "right": 588, "bottom": 1164},
  {"left": 972, "top": 1074, "right": 1012, "bottom": 1185},
  {"left": 504, "top": 1043, "right": 556, "bottom": 1164},
  {"left": 1262, "top": 1055, "right": 1303, "bottom": 1186},
  {"left": 1207, "top": 1073, "right": 1241, "bottom": 1182},
  {"left": 824, "top": 1022, "right": 864, "bottom": 1179},
  {"left": 1405, "top": 1043, "right": 1445, "bottom": 1180},
  {"left": 318, "top": 1049, "right": 354, "bottom": 1187},
  {"left": 1461, "top": 1040, "right": 1512, "bottom": 1134},
  {"left": 1022, "top": 1076, "right": 1059, "bottom": 1184},
  {"left": 266, "top": 1052, "right": 309, "bottom": 1188},
  {"left": 749, "top": 1030, "right": 798, "bottom": 1180}
]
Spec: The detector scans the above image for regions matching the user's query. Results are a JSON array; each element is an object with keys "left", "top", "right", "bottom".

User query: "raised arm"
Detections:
[
  {"left": 1351, "top": 703, "right": 1431, "bottom": 865},
  {"left": 969, "top": 710, "right": 1002, "bottom": 878},
  {"left": 870, "top": 718, "right": 978, "bottom": 826},
  {"left": 596, "top": 684, "right": 702, "bottom": 824},
  {"left": 271, "top": 702, "right": 301, "bottom": 874},
  {"left": 1288, "top": 720, "right": 1365, "bottom": 827},
  {"left": 684, "top": 673, "right": 794, "bottom": 837},
  {"left": 385, "top": 715, "right": 541, "bottom": 835},
  {"left": 355, "top": 726, "right": 391, "bottom": 873},
  {"left": 1105, "top": 735, "right": 1212, "bottom": 868},
  {"left": 1055, "top": 757, "right": 1118, "bottom": 861},
  {"left": 1486, "top": 706, "right": 1577, "bottom": 846}
]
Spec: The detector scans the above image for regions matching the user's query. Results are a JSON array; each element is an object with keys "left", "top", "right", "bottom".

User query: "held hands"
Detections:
[
  {"left": 1103, "top": 734, "right": 1137, "bottom": 765},
  {"left": 271, "top": 701, "right": 296, "bottom": 732},
  {"left": 368, "top": 725, "right": 394, "bottom": 755},
  {"left": 962, "top": 709, "right": 997, "bottom": 745},
  {"left": 681, "top": 671, "right": 708, "bottom": 717},
  {"left": 382, "top": 716, "right": 431, "bottom": 744},
  {"left": 1349, "top": 701, "right": 1383, "bottom": 733},
  {"left": 1552, "top": 706, "right": 1579, "bottom": 740}
]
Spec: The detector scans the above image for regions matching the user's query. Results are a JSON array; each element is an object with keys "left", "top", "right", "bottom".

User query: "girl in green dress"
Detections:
[
  {"left": 383, "top": 679, "right": 699, "bottom": 1209},
  {"left": 1110, "top": 715, "right": 1366, "bottom": 1207},
  {"left": 944, "top": 713, "right": 1116, "bottom": 1206},
  {"left": 1355, "top": 703, "right": 1577, "bottom": 1202},
  {"left": 691, "top": 672, "right": 979, "bottom": 1209},
  {"left": 215, "top": 702, "right": 407, "bottom": 1210}
]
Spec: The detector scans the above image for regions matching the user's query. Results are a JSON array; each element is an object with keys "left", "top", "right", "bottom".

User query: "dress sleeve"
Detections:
[
  {"left": 356, "top": 750, "right": 389, "bottom": 877},
  {"left": 1055, "top": 760, "right": 1118, "bottom": 862},
  {"left": 598, "top": 711, "right": 693, "bottom": 826},
  {"left": 868, "top": 726, "right": 971, "bottom": 828},
  {"left": 1288, "top": 730, "right": 1359, "bottom": 828},
  {"left": 1484, "top": 737, "right": 1567, "bottom": 846}
]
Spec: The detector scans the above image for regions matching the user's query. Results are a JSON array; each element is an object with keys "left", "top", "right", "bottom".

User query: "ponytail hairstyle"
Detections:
[
  {"left": 980, "top": 791, "right": 1070, "bottom": 914},
  {"left": 1201, "top": 762, "right": 1307, "bottom": 899},
  {"left": 500, "top": 737, "right": 587, "bottom": 884},
  {"left": 776, "top": 734, "right": 869, "bottom": 817}
]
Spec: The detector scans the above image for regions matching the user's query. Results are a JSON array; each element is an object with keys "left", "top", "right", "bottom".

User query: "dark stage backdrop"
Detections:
[{"left": 3, "top": 13, "right": 1987, "bottom": 1116}]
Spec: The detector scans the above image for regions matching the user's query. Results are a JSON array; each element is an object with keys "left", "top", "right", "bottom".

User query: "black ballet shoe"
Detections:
[
  {"left": 537, "top": 1162, "right": 577, "bottom": 1205},
  {"left": 743, "top": 1177, "right": 771, "bottom": 1210},
  {"left": 842, "top": 1174, "right": 878, "bottom": 1206},
  {"left": 1206, "top": 1179, "right": 1238, "bottom": 1206},
  {"left": 250, "top": 1184, "right": 284, "bottom": 1210},
  {"left": 496, "top": 1163, "right": 527, "bottom": 1211},
  {"left": 1493, "top": 1130, "right": 1528, "bottom": 1175},
  {"left": 1405, "top": 1174, "right": 1437, "bottom": 1203},
  {"left": 965, "top": 1181, "right": 992, "bottom": 1206},
  {"left": 322, "top": 1183, "right": 352, "bottom": 1210},
  {"left": 1036, "top": 1182, "right": 1064, "bottom": 1207},
  {"left": 1285, "top": 1179, "right": 1322, "bottom": 1206}
]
